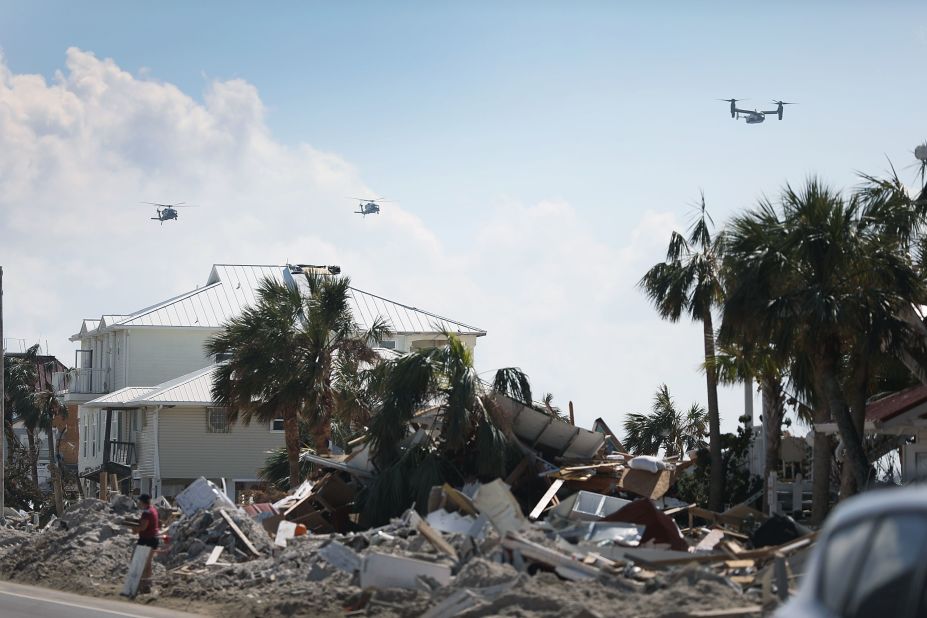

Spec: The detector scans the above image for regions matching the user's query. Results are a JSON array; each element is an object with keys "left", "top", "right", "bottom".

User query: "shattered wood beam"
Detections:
[
  {"left": 417, "top": 520, "right": 458, "bottom": 560},
  {"left": 528, "top": 479, "right": 564, "bottom": 520},
  {"left": 218, "top": 509, "right": 261, "bottom": 557}
]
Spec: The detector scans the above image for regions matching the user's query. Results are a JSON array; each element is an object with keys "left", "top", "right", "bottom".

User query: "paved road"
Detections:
[{"left": 0, "top": 580, "right": 205, "bottom": 618}]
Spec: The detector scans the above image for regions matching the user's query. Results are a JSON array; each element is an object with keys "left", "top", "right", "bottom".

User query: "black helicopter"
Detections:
[
  {"left": 350, "top": 197, "right": 390, "bottom": 217},
  {"left": 143, "top": 202, "right": 198, "bottom": 224}
]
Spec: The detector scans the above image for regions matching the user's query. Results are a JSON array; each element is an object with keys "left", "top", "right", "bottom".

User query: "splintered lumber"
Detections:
[
  {"left": 442, "top": 483, "right": 478, "bottom": 516},
  {"left": 417, "top": 520, "right": 459, "bottom": 560},
  {"left": 529, "top": 479, "right": 564, "bottom": 520},
  {"left": 636, "top": 532, "right": 819, "bottom": 568},
  {"left": 502, "top": 533, "right": 601, "bottom": 580},
  {"left": 218, "top": 509, "right": 261, "bottom": 557},
  {"left": 689, "top": 607, "right": 762, "bottom": 617},
  {"left": 694, "top": 529, "right": 725, "bottom": 552},
  {"left": 662, "top": 503, "right": 696, "bottom": 517},
  {"left": 205, "top": 546, "right": 224, "bottom": 565}
]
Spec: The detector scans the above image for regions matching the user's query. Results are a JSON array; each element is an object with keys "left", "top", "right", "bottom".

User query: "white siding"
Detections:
[
  {"left": 157, "top": 407, "right": 284, "bottom": 480},
  {"left": 137, "top": 409, "right": 158, "bottom": 477},
  {"left": 77, "top": 406, "right": 104, "bottom": 474},
  {"left": 125, "top": 329, "right": 217, "bottom": 387}
]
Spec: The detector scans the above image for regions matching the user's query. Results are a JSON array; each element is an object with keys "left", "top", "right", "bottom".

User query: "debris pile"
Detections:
[
  {"left": 0, "top": 397, "right": 817, "bottom": 616},
  {"left": 162, "top": 503, "right": 275, "bottom": 568},
  {"left": 0, "top": 496, "right": 151, "bottom": 594}
]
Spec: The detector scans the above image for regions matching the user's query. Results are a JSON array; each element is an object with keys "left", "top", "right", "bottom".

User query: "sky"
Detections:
[{"left": 1, "top": 1, "right": 925, "bottom": 436}]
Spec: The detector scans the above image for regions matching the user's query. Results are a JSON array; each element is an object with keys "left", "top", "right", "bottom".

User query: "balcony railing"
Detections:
[
  {"left": 52, "top": 368, "right": 109, "bottom": 395},
  {"left": 109, "top": 441, "right": 136, "bottom": 467}
]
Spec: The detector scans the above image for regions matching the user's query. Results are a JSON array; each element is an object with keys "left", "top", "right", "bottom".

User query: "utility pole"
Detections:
[{"left": 1, "top": 266, "right": 5, "bottom": 520}]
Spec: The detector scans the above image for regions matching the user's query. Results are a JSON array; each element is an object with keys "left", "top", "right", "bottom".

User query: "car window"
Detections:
[
  {"left": 845, "top": 513, "right": 927, "bottom": 618},
  {"left": 819, "top": 519, "right": 874, "bottom": 612}
]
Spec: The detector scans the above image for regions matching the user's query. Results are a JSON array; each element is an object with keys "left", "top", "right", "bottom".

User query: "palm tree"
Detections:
[
  {"left": 639, "top": 193, "right": 725, "bottom": 510},
  {"left": 3, "top": 346, "right": 41, "bottom": 486},
  {"left": 362, "top": 334, "right": 529, "bottom": 525},
  {"left": 710, "top": 344, "right": 788, "bottom": 513},
  {"left": 34, "top": 389, "right": 66, "bottom": 515},
  {"left": 721, "top": 178, "right": 927, "bottom": 494},
  {"left": 623, "top": 384, "right": 707, "bottom": 458},
  {"left": 207, "top": 274, "right": 389, "bottom": 490}
]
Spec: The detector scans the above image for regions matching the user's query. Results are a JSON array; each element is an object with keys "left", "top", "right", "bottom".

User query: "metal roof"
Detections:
[
  {"left": 84, "top": 387, "right": 156, "bottom": 407},
  {"left": 134, "top": 365, "right": 217, "bottom": 405},
  {"left": 80, "top": 264, "right": 485, "bottom": 336}
]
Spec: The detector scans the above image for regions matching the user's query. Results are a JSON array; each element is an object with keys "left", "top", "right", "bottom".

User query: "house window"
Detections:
[
  {"left": 206, "top": 407, "right": 232, "bottom": 433},
  {"left": 270, "top": 418, "right": 285, "bottom": 433},
  {"left": 378, "top": 340, "right": 397, "bottom": 350}
]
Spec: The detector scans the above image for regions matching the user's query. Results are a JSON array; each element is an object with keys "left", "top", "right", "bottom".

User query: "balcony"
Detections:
[
  {"left": 53, "top": 368, "right": 109, "bottom": 395},
  {"left": 80, "top": 440, "right": 136, "bottom": 480},
  {"left": 109, "top": 440, "right": 136, "bottom": 468}
]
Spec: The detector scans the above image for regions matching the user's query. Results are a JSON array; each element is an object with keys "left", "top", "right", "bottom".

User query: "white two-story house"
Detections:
[{"left": 56, "top": 263, "right": 486, "bottom": 500}]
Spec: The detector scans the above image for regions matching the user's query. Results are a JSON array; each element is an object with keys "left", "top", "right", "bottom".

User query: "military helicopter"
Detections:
[
  {"left": 350, "top": 197, "right": 390, "bottom": 217},
  {"left": 142, "top": 202, "right": 198, "bottom": 224},
  {"left": 719, "top": 99, "right": 795, "bottom": 124}
]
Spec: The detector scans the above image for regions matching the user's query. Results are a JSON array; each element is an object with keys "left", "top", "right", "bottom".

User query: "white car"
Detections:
[{"left": 776, "top": 485, "right": 927, "bottom": 618}]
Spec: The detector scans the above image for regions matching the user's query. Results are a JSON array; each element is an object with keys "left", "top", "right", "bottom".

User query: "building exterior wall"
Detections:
[
  {"left": 125, "top": 328, "right": 217, "bottom": 387},
  {"left": 156, "top": 407, "right": 284, "bottom": 481},
  {"left": 57, "top": 403, "right": 81, "bottom": 465}
]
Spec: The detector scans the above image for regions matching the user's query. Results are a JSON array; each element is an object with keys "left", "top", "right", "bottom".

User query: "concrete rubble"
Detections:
[
  {"left": 0, "top": 402, "right": 814, "bottom": 615},
  {"left": 0, "top": 473, "right": 812, "bottom": 617}
]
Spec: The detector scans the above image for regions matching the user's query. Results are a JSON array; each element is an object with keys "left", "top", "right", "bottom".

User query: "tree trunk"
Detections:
[
  {"left": 283, "top": 409, "right": 302, "bottom": 490},
  {"left": 26, "top": 429, "right": 38, "bottom": 488},
  {"left": 760, "top": 375, "right": 784, "bottom": 513},
  {"left": 841, "top": 357, "right": 869, "bottom": 498},
  {"left": 4, "top": 419, "right": 16, "bottom": 465},
  {"left": 811, "top": 377, "right": 832, "bottom": 525},
  {"left": 818, "top": 354, "right": 870, "bottom": 491},
  {"left": 811, "top": 414, "right": 833, "bottom": 525},
  {"left": 45, "top": 425, "right": 64, "bottom": 516},
  {"left": 702, "top": 313, "right": 724, "bottom": 511}
]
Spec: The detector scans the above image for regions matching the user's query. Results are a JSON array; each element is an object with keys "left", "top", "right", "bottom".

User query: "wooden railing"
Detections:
[{"left": 108, "top": 441, "right": 136, "bottom": 467}]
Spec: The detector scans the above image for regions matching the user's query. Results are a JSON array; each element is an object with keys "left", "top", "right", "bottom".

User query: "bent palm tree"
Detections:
[
  {"left": 363, "top": 334, "right": 530, "bottom": 525},
  {"left": 639, "top": 194, "right": 725, "bottom": 510},
  {"left": 207, "top": 274, "right": 389, "bottom": 489}
]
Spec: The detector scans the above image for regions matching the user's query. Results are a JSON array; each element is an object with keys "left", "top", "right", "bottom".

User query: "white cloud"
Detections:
[{"left": 0, "top": 48, "right": 748, "bottom": 433}]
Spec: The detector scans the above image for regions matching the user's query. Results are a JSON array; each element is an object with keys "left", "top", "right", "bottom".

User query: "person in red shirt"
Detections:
[{"left": 132, "top": 494, "right": 160, "bottom": 593}]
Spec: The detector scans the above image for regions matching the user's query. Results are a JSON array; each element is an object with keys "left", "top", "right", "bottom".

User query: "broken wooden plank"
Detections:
[
  {"left": 417, "top": 520, "right": 459, "bottom": 560},
  {"left": 218, "top": 508, "right": 261, "bottom": 557},
  {"left": 694, "top": 529, "right": 725, "bottom": 552},
  {"left": 528, "top": 479, "right": 564, "bottom": 520},
  {"left": 442, "top": 483, "right": 478, "bottom": 516},
  {"left": 205, "top": 545, "right": 224, "bottom": 565},
  {"left": 689, "top": 606, "right": 762, "bottom": 617},
  {"left": 502, "top": 534, "right": 601, "bottom": 579}
]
